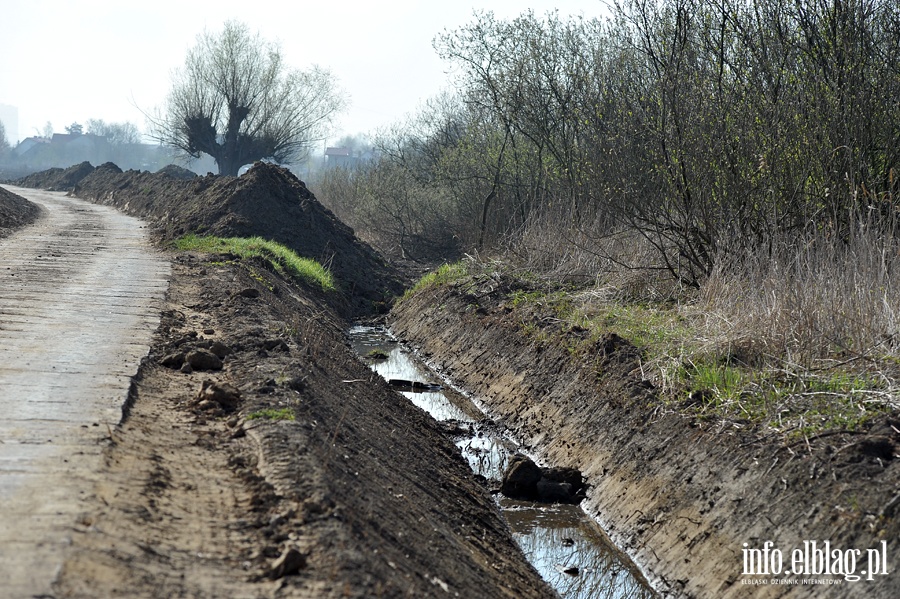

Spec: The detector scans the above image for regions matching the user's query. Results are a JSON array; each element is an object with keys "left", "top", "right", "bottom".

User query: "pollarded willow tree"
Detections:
[{"left": 151, "top": 20, "right": 347, "bottom": 176}]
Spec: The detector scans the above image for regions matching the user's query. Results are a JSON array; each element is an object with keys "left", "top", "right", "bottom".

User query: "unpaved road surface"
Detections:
[{"left": 0, "top": 186, "right": 169, "bottom": 598}]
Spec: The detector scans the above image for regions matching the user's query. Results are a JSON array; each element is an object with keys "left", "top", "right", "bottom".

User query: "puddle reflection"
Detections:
[
  {"left": 456, "top": 434, "right": 512, "bottom": 481},
  {"left": 349, "top": 325, "right": 657, "bottom": 598}
]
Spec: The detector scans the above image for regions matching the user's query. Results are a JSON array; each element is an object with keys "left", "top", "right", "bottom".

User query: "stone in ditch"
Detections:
[
  {"left": 185, "top": 349, "right": 223, "bottom": 371},
  {"left": 542, "top": 466, "right": 585, "bottom": 493},
  {"left": 501, "top": 454, "right": 541, "bottom": 499},
  {"left": 536, "top": 479, "right": 575, "bottom": 503}
]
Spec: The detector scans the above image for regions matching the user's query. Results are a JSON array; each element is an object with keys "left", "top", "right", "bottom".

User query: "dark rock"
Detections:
[
  {"left": 180, "top": 362, "right": 193, "bottom": 374},
  {"left": 185, "top": 349, "right": 223, "bottom": 371},
  {"left": 500, "top": 455, "right": 585, "bottom": 503},
  {"left": 542, "top": 466, "right": 584, "bottom": 492},
  {"left": 537, "top": 479, "right": 575, "bottom": 503},
  {"left": 268, "top": 547, "right": 306, "bottom": 579},
  {"left": 174, "top": 331, "right": 198, "bottom": 346},
  {"left": 501, "top": 454, "right": 542, "bottom": 499},
  {"left": 238, "top": 287, "right": 260, "bottom": 299},
  {"left": 440, "top": 420, "right": 471, "bottom": 436}
]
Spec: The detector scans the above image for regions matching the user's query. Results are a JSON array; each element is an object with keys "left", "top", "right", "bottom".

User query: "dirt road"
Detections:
[{"left": 0, "top": 186, "right": 169, "bottom": 598}]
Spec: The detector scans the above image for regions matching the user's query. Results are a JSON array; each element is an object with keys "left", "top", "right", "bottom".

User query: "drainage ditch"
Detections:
[{"left": 349, "top": 325, "right": 657, "bottom": 599}]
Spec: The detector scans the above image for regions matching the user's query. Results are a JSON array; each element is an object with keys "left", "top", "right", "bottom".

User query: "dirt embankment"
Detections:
[
  {"left": 54, "top": 254, "right": 554, "bottom": 598},
  {"left": 0, "top": 186, "right": 42, "bottom": 239},
  {"left": 16, "top": 161, "right": 405, "bottom": 317},
  {"left": 391, "top": 274, "right": 900, "bottom": 598},
  {"left": 14, "top": 161, "right": 96, "bottom": 192}
]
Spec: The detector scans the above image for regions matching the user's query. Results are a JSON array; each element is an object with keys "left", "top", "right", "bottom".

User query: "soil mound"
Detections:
[
  {"left": 16, "top": 161, "right": 95, "bottom": 191},
  {"left": 0, "top": 186, "right": 42, "bottom": 239},
  {"left": 74, "top": 161, "right": 404, "bottom": 316},
  {"left": 156, "top": 164, "right": 197, "bottom": 179}
]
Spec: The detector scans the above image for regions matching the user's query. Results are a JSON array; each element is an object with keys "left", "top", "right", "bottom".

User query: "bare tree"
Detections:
[
  {"left": 0, "top": 121, "right": 10, "bottom": 159},
  {"left": 86, "top": 119, "right": 142, "bottom": 145},
  {"left": 150, "top": 20, "right": 347, "bottom": 176}
]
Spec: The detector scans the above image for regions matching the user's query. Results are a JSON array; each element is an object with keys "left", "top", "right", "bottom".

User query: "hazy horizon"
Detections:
[{"left": 0, "top": 0, "right": 606, "bottom": 147}]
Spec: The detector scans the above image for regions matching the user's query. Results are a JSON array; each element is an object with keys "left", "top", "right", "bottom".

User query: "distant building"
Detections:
[
  {"left": 324, "top": 146, "right": 376, "bottom": 169},
  {"left": 13, "top": 136, "right": 49, "bottom": 159},
  {"left": 325, "top": 146, "right": 354, "bottom": 168},
  {"left": 0, "top": 103, "right": 18, "bottom": 145}
]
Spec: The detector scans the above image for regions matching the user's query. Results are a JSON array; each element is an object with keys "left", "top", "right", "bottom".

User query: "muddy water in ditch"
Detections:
[{"left": 349, "top": 325, "right": 657, "bottom": 599}]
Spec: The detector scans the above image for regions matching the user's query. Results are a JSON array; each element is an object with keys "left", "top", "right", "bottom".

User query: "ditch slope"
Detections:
[
  {"left": 391, "top": 272, "right": 900, "bottom": 598},
  {"left": 52, "top": 251, "right": 553, "bottom": 598},
  {"left": 7, "top": 167, "right": 554, "bottom": 598}
]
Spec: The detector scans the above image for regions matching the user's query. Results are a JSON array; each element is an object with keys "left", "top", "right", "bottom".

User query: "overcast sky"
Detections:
[{"left": 0, "top": 0, "right": 606, "bottom": 146}]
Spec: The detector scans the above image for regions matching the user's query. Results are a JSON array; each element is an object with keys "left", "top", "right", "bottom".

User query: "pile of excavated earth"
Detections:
[
  {"left": 0, "top": 185, "right": 41, "bottom": 237},
  {"left": 3, "top": 159, "right": 898, "bottom": 598},
  {"left": 18, "top": 160, "right": 404, "bottom": 317}
]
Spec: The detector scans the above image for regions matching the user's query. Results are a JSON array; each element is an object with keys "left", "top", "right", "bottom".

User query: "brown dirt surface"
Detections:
[
  {"left": 15, "top": 161, "right": 96, "bottom": 191},
  {"left": 391, "top": 273, "right": 900, "bottom": 598},
  {"left": 54, "top": 252, "right": 554, "bottom": 598},
  {"left": 66, "top": 161, "right": 405, "bottom": 317},
  {"left": 0, "top": 186, "right": 42, "bottom": 238},
  {"left": 155, "top": 164, "right": 197, "bottom": 179}
]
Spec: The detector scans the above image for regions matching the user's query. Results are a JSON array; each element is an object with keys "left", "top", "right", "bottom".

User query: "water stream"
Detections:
[{"left": 349, "top": 325, "right": 657, "bottom": 599}]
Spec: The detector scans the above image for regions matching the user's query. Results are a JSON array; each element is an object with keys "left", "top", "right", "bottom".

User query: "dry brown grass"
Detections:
[
  {"left": 699, "top": 230, "right": 900, "bottom": 368},
  {"left": 492, "top": 215, "right": 900, "bottom": 434}
]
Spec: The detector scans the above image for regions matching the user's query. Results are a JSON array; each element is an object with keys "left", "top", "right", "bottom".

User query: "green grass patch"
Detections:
[
  {"left": 681, "top": 360, "right": 748, "bottom": 404},
  {"left": 496, "top": 276, "right": 897, "bottom": 435},
  {"left": 246, "top": 407, "right": 296, "bottom": 421},
  {"left": 402, "top": 261, "right": 468, "bottom": 300},
  {"left": 175, "top": 234, "right": 335, "bottom": 292}
]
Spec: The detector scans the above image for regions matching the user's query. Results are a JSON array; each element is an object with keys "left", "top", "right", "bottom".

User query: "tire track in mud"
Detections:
[{"left": 0, "top": 186, "right": 169, "bottom": 598}]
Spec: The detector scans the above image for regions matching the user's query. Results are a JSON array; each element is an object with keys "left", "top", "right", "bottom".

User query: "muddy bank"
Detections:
[
  {"left": 55, "top": 254, "right": 554, "bottom": 598},
  {"left": 0, "top": 186, "right": 42, "bottom": 239},
  {"left": 391, "top": 273, "right": 900, "bottom": 598}
]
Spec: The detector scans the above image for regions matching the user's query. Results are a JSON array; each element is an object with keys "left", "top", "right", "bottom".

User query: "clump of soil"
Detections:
[
  {"left": 0, "top": 186, "right": 42, "bottom": 239},
  {"left": 156, "top": 164, "right": 197, "bottom": 179},
  {"left": 21, "top": 161, "right": 405, "bottom": 317},
  {"left": 15, "top": 161, "right": 95, "bottom": 191}
]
